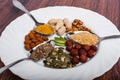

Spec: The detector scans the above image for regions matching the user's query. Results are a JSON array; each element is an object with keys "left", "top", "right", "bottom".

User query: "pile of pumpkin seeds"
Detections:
[{"left": 44, "top": 47, "right": 74, "bottom": 69}]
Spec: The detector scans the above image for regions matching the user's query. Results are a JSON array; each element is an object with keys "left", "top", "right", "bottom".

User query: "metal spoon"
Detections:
[
  {"left": 67, "top": 31, "right": 120, "bottom": 45},
  {"left": 12, "top": 0, "right": 44, "bottom": 26},
  {"left": 12, "top": 0, "right": 54, "bottom": 35},
  {"left": 0, "top": 41, "right": 51, "bottom": 74}
]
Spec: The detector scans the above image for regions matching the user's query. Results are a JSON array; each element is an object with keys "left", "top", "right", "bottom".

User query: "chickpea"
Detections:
[
  {"left": 31, "top": 39, "right": 38, "bottom": 43},
  {"left": 42, "top": 36, "right": 48, "bottom": 41},
  {"left": 35, "top": 34, "right": 41, "bottom": 38},
  {"left": 24, "top": 40, "right": 31, "bottom": 44},
  {"left": 35, "top": 42, "right": 42, "bottom": 45},
  {"left": 30, "top": 43, "right": 36, "bottom": 48},
  {"left": 30, "top": 30, "right": 36, "bottom": 34},
  {"left": 29, "top": 33, "right": 35, "bottom": 39},
  {"left": 37, "top": 38, "right": 44, "bottom": 43},
  {"left": 24, "top": 44, "right": 31, "bottom": 50},
  {"left": 25, "top": 35, "right": 30, "bottom": 40}
]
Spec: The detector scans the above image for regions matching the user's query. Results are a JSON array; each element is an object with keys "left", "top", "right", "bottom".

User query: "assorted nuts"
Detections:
[
  {"left": 24, "top": 19, "right": 98, "bottom": 69},
  {"left": 66, "top": 19, "right": 92, "bottom": 33},
  {"left": 48, "top": 18, "right": 72, "bottom": 36}
]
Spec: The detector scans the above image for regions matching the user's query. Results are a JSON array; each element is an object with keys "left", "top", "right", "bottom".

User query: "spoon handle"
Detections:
[
  {"left": 101, "top": 35, "right": 120, "bottom": 41},
  {"left": 12, "top": 0, "right": 40, "bottom": 25},
  {"left": 0, "top": 57, "right": 30, "bottom": 74}
]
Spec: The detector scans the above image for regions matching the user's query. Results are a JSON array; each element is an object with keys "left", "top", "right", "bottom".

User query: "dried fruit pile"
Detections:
[{"left": 66, "top": 39, "right": 97, "bottom": 65}]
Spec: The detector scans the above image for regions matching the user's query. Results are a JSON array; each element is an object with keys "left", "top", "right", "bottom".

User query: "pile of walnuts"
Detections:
[{"left": 66, "top": 19, "right": 92, "bottom": 33}]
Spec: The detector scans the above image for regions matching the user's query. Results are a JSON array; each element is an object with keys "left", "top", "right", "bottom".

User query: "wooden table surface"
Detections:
[{"left": 0, "top": 0, "right": 120, "bottom": 80}]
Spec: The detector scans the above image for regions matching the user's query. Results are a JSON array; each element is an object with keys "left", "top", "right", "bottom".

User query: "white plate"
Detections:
[{"left": 0, "top": 6, "right": 120, "bottom": 80}]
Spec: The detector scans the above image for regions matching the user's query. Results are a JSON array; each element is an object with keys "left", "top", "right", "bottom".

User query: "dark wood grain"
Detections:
[{"left": 0, "top": 0, "right": 120, "bottom": 80}]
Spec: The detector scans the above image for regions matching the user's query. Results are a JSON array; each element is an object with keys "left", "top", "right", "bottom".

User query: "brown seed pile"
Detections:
[
  {"left": 24, "top": 30, "right": 48, "bottom": 51},
  {"left": 66, "top": 39, "right": 97, "bottom": 65},
  {"left": 30, "top": 43, "right": 53, "bottom": 61}
]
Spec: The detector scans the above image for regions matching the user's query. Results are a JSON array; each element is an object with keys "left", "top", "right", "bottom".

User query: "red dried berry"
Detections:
[
  {"left": 72, "top": 57, "right": 79, "bottom": 64},
  {"left": 82, "top": 45, "right": 90, "bottom": 51},
  {"left": 87, "top": 49, "right": 95, "bottom": 58},
  {"left": 75, "top": 43, "right": 81, "bottom": 49},
  {"left": 91, "top": 45, "right": 98, "bottom": 52},
  {"left": 66, "top": 39, "right": 73, "bottom": 46},
  {"left": 79, "top": 49, "right": 86, "bottom": 56},
  {"left": 79, "top": 54, "right": 87, "bottom": 63},
  {"left": 66, "top": 45, "right": 73, "bottom": 51},
  {"left": 70, "top": 49, "right": 78, "bottom": 56}
]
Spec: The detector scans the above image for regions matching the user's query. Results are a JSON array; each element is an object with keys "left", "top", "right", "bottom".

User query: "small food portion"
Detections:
[
  {"left": 48, "top": 18, "right": 92, "bottom": 36},
  {"left": 65, "top": 39, "right": 98, "bottom": 64},
  {"left": 48, "top": 18, "right": 72, "bottom": 36},
  {"left": 70, "top": 31, "right": 99, "bottom": 45},
  {"left": 35, "top": 24, "right": 54, "bottom": 35},
  {"left": 52, "top": 36, "right": 67, "bottom": 46},
  {"left": 24, "top": 30, "right": 48, "bottom": 51},
  {"left": 44, "top": 47, "right": 74, "bottom": 68},
  {"left": 48, "top": 19, "right": 65, "bottom": 36},
  {"left": 30, "top": 43, "right": 53, "bottom": 61},
  {"left": 66, "top": 19, "right": 92, "bottom": 33}
]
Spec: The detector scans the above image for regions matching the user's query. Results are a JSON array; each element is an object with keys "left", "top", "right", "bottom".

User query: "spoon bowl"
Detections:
[
  {"left": 67, "top": 31, "right": 120, "bottom": 46},
  {"left": 34, "top": 24, "right": 55, "bottom": 36},
  {"left": 0, "top": 40, "right": 52, "bottom": 73},
  {"left": 12, "top": 0, "right": 54, "bottom": 36}
]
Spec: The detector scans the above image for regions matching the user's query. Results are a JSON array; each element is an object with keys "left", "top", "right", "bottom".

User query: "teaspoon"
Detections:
[
  {"left": 12, "top": 0, "right": 54, "bottom": 35},
  {"left": 67, "top": 31, "right": 120, "bottom": 45},
  {"left": 0, "top": 41, "right": 51, "bottom": 74}
]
